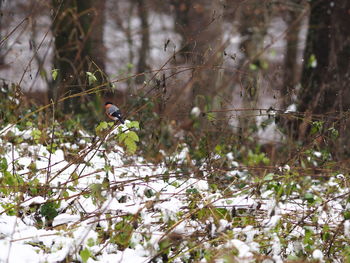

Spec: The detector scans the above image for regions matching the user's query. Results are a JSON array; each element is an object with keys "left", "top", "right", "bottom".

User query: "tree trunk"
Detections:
[
  {"left": 135, "top": 0, "right": 150, "bottom": 84},
  {"left": 170, "top": 0, "right": 224, "bottom": 113},
  {"left": 237, "top": 0, "right": 271, "bottom": 136},
  {"left": 0, "top": 0, "right": 5, "bottom": 66},
  {"left": 51, "top": 0, "right": 106, "bottom": 113},
  {"left": 297, "top": 0, "right": 350, "bottom": 158},
  {"left": 281, "top": 1, "right": 303, "bottom": 109},
  {"left": 89, "top": 0, "right": 106, "bottom": 83}
]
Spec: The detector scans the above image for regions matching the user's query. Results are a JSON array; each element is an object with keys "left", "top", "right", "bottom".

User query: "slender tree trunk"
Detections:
[
  {"left": 237, "top": 0, "right": 271, "bottom": 135},
  {"left": 89, "top": 0, "right": 106, "bottom": 82},
  {"left": 297, "top": 0, "right": 350, "bottom": 158},
  {"left": 172, "top": 0, "right": 190, "bottom": 62},
  {"left": 135, "top": 0, "right": 150, "bottom": 84},
  {"left": 0, "top": 0, "right": 5, "bottom": 66},
  {"left": 112, "top": 1, "right": 135, "bottom": 89},
  {"left": 282, "top": 2, "right": 303, "bottom": 109},
  {"left": 171, "top": 0, "right": 224, "bottom": 111}
]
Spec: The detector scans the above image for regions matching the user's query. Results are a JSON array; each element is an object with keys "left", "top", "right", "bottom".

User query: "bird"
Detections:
[{"left": 104, "top": 102, "right": 125, "bottom": 124}]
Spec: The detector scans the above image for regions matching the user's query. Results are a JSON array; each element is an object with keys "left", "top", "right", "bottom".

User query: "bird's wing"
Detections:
[
  {"left": 111, "top": 111, "right": 121, "bottom": 118},
  {"left": 107, "top": 105, "right": 124, "bottom": 124},
  {"left": 107, "top": 105, "right": 119, "bottom": 115}
]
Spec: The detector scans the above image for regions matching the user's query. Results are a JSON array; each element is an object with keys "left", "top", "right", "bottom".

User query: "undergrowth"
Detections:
[{"left": 0, "top": 83, "right": 350, "bottom": 262}]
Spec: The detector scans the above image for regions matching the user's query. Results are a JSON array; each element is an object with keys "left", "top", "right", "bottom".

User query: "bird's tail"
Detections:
[{"left": 118, "top": 117, "right": 125, "bottom": 124}]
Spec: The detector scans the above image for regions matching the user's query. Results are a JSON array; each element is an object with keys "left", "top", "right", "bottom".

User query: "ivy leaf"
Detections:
[
  {"left": 118, "top": 133, "right": 127, "bottom": 143},
  {"left": 127, "top": 131, "right": 139, "bottom": 142},
  {"left": 117, "top": 130, "right": 139, "bottom": 154},
  {"left": 80, "top": 248, "right": 91, "bottom": 263},
  {"left": 40, "top": 202, "right": 59, "bottom": 221},
  {"left": 124, "top": 137, "right": 137, "bottom": 154}
]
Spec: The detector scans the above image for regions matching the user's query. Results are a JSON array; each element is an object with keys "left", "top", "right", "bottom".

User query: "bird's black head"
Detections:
[{"left": 105, "top": 101, "right": 113, "bottom": 106}]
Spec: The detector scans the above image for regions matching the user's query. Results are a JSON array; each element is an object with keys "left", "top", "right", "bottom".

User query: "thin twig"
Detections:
[{"left": 46, "top": 100, "right": 56, "bottom": 185}]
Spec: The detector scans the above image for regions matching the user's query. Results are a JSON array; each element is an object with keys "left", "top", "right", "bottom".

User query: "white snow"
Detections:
[
  {"left": 312, "top": 249, "right": 324, "bottom": 262},
  {"left": 52, "top": 213, "right": 81, "bottom": 227}
]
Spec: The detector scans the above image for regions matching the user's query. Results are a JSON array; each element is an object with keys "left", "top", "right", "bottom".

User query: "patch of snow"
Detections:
[
  {"left": 271, "top": 234, "right": 282, "bottom": 263},
  {"left": 285, "top": 104, "right": 297, "bottom": 113},
  {"left": 0, "top": 240, "right": 40, "bottom": 263},
  {"left": 52, "top": 213, "right": 81, "bottom": 227},
  {"left": 264, "top": 215, "right": 281, "bottom": 230},
  {"left": 313, "top": 151, "right": 322, "bottom": 158},
  {"left": 312, "top": 249, "right": 324, "bottom": 262},
  {"left": 345, "top": 220, "right": 350, "bottom": 238},
  {"left": 227, "top": 239, "right": 253, "bottom": 259},
  {"left": 191, "top": 107, "right": 201, "bottom": 117},
  {"left": 21, "top": 196, "right": 46, "bottom": 207}
]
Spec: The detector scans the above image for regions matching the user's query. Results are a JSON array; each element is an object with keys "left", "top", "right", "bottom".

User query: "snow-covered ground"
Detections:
[{"left": 0, "top": 122, "right": 348, "bottom": 262}]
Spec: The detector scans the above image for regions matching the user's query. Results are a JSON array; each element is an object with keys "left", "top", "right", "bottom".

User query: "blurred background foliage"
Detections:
[{"left": 0, "top": 0, "right": 349, "bottom": 167}]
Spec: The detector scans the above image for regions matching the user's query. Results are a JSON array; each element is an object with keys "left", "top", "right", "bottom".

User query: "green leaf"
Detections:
[
  {"left": 51, "top": 69, "right": 59, "bottom": 80},
  {"left": 117, "top": 127, "right": 140, "bottom": 154},
  {"left": 86, "top": 71, "right": 97, "bottom": 85},
  {"left": 304, "top": 193, "right": 315, "bottom": 204},
  {"left": 329, "top": 127, "right": 339, "bottom": 139},
  {"left": 118, "top": 133, "right": 127, "bottom": 143},
  {"left": 264, "top": 173, "right": 274, "bottom": 181},
  {"left": 214, "top": 144, "right": 222, "bottom": 155},
  {"left": 40, "top": 202, "right": 59, "bottom": 221},
  {"left": 0, "top": 158, "right": 8, "bottom": 171},
  {"left": 308, "top": 54, "right": 317, "bottom": 68},
  {"left": 89, "top": 183, "right": 106, "bottom": 203},
  {"left": 71, "top": 172, "right": 79, "bottom": 186},
  {"left": 310, "top": 121, "right": 323, "bottom": 135},
  {"left": 124, "top": 138, "right": 137, "bottom": 154},
  {"left": 80, "top": 248, "right": 91, "bottom": 263},
  {"left": 144, "top": 189, "right": 154, "bottom": 198},
  {"left": 127, "top": 121, "right": 140, "bottom": 129},
  {"left": 62, "top": 191, "right": 69, "bottom": 199},
  {"left": 95, "top": 121, "right": 109, "bottom": 134},
  {"left": 249, "top": 63, "right": 258, "bottom": 71},
  {"left": 186, "top": 188, "right": 199, "bottom": 194},
  {"left": 112, "top": 219, "right": 134, "bottom": 249},
  {"left": 46, "top": 143, "right": 57, "bottom": 154},
  {"left": 207, "top": 112, "right": 215, "bottom": 121},
  {"left": 87, "top": 238, "right": 95, "bottom": 247},
  {"left": 127, "top": 131, "right": 139, "bottom": 142},
  {"left": 344, "top": 210, "right": 350, "bottom": 220}
]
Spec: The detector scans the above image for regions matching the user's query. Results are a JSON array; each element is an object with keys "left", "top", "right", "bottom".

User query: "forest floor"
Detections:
[{"left": 0, "top": 119, "right": 347, "bottom": 262}]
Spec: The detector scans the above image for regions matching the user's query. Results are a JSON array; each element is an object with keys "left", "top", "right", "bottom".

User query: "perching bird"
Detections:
[{"left": 105, "top": 102, "right": 125, "bottom": 124}]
